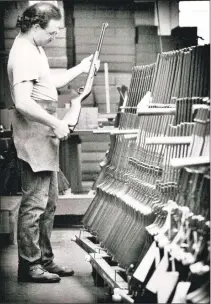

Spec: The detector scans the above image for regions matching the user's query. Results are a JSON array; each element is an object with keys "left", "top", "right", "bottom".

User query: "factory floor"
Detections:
[{"left": 0, "top": 227, "right": 111, "bottom": 304}]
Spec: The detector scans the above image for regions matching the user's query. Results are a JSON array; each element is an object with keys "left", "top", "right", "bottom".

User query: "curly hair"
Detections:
[{"left": 16, "top": 2, "right": 62, "bottom": 33}]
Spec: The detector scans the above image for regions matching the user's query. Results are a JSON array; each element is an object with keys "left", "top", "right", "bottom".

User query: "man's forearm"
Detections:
[
  {"left": 53, "top": 63, "right": 84, "bottom": 89},
  {"left": 16, "top": 97, "right": 61, "bottom": 129}
]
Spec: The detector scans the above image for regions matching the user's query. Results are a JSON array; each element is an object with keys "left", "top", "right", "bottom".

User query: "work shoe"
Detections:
[
  {"left": 18, "top": 264, "right": 61, "bottom": 283},
  {"left": 43, "top": 262, "right": 74, "bottom": 277}
]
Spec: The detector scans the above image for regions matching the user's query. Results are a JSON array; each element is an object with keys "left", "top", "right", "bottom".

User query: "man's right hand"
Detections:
[{"left": 52, "top": 121, "right": 70, "bottom": 140}]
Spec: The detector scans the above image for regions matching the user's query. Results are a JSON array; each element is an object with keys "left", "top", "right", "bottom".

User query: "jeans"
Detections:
[{"left": 17, "top": 159, "right": 58, "bottom": 268}]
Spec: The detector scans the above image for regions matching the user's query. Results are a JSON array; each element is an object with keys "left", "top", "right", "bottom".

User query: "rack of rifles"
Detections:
[{"left": 72, "top": 44, "right": 210, "bottom": 304}]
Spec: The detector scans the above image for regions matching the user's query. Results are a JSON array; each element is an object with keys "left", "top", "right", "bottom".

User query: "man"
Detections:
[{"left": 7, "top": 2, "right": 99, "bottom": 283}]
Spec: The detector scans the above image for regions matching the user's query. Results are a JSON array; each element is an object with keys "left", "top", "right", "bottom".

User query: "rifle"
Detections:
[
  {"left": 62, "top": 22, "right": 109, "bottom": 131},
  {"left": 92, "top": 85, "right": 128, "bottom": 190}
]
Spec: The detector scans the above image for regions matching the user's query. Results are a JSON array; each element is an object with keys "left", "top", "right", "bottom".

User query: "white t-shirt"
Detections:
[
  {"left": 7, "top": 35, "right": 60, "bottom": 172},
  {"left": 8, "top": 34, "right": 58, "bottom": 102}
]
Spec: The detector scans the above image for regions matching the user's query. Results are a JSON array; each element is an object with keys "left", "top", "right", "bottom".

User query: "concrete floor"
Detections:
[{"left": 0, "top": 228, "right": 111, "bottom": 304}]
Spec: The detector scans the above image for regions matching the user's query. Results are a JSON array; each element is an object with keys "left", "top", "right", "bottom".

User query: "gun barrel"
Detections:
[{"left": 96, "top": 23, "right": 109, "bottom": 53}]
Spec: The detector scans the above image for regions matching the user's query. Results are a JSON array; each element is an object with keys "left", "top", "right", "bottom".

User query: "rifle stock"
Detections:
[
  {"left": 62, "top": 23, "right": 109, "bottom": 131},
  {"left": 62, "top": 95, "right": 82, "bottom": 128}
]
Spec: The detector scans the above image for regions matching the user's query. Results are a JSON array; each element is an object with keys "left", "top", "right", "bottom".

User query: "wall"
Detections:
[{"left": 59, "top": 2, "right": 135, "bottom": 114}]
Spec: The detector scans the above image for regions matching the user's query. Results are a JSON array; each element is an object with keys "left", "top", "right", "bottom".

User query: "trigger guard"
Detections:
[
  {"left": 78, "top": 86, "right": 84, "bottom": 94},
  {"left": 68, "top": 125, "right": 74, "bottom": 133}
]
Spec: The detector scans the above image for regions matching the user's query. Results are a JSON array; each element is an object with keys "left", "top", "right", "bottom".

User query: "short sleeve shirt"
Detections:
[{"left": 7, "top": 35, "right": 60, "bottom": 172}]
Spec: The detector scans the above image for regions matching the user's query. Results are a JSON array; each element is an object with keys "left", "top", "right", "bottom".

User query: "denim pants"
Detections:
[{"left": 18, "top": 159, "right": 58, "bottom": 267}]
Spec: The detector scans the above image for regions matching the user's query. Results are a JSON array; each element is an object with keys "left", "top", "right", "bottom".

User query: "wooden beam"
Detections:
[{"left": 145, "top": 136, "right": 192, "bottom": 145}]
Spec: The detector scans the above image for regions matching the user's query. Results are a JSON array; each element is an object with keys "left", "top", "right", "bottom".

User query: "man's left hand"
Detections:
[{"left": 80, "top": 54, "right": 100, "bottom": 74}]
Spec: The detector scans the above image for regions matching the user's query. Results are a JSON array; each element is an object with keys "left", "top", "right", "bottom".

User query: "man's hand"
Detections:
[
  {"left": 52, "top": 120, "right": 70, "bottom": 141},
  {"left": 80, "top": 54, "right": 100, "bottom": 74},
  {"left": 95, "top": 59, "right": 100, "bottom": 72}
]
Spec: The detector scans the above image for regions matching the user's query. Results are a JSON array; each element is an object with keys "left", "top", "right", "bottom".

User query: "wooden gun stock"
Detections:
[{"left": 62, "top": 23, "right": 109, "bottom": 131}]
